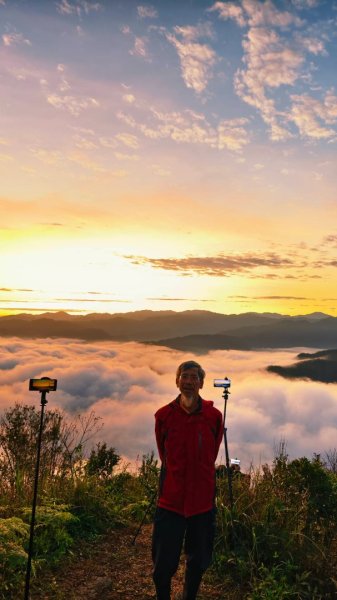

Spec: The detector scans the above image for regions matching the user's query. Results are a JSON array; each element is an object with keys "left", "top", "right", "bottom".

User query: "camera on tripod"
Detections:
[{"left": 213, "top": 377, "right": 231, "bottom": 389}]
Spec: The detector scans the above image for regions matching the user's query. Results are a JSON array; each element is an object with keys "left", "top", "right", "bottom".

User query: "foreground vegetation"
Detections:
[{"left": 1, "top": 405, "right": 337, "bottom": 599}]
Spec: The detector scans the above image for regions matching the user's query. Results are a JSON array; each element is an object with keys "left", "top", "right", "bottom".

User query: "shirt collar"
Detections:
[{"left": 175, "top": 394, "right": 202, "bottom": 414}]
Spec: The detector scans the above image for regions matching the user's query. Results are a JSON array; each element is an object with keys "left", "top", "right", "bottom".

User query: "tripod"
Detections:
[
  {"left": 222, "top": 385, "right": 234, "bottom": 510},
  {"left": 25, "top": 377, "right": 57, "bottom": 600},
  {"left": 24, "top": 389, "right": 48, "bottom": 600}
]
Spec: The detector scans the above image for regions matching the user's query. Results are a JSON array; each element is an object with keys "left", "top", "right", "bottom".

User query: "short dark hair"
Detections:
[{"left": 176, "top": 360, "right": 205, "bottom": 382}]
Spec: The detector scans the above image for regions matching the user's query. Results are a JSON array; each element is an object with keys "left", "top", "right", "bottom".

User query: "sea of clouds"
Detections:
[{"left": 1, "top": 337, "right": 337, "bottom": 472}]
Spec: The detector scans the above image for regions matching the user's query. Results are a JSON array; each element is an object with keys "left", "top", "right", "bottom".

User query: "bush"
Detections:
[
  {"left": 85, "top": 442, "right": 120, "bottom": 479},
  {"left": 0, "top": 517, "right": 29, "bottom": 599},
  {"left": 213, "top": 453, "right": 337, "bottom": 599},
  {"left": 69, "top": 478, "right": 122, "bottom": 535},
  {"left": 21, "top": 504, "right": 79, "bottom": 564}
]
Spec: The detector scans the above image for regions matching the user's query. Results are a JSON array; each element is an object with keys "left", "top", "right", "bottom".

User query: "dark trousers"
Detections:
[{"left": 152, "top": 507, "right": 215, "bottom": 600}]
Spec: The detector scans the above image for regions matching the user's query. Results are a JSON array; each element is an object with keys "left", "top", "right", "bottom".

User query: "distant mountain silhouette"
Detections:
[
  {"left": 267, "top": 349, "right": 337, "bottom": 383},
  {"left": 0, "top": 310, "right": 334, "bottom": 350},
  {"left": 150, "top": 315, "right": 337, "bottom": 351}
]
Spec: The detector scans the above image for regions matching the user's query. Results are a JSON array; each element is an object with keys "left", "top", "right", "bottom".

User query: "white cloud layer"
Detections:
[{"left": 1, "top": 337, "right": 336, "bottom": 470}]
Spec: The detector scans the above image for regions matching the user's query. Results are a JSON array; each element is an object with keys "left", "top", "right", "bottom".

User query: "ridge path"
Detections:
[{"left": 31, "top": 523, "right": 229, "bottom": 599}]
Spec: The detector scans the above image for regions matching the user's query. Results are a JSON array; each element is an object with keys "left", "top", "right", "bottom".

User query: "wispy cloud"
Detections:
[
  {"left": 323, "top": 235, "right": 337, "bottom": 246},
  {"left": 56, "top": 297, "right": 130, "bottom": 303},
  {"left": 151, "top": 163, "right": 170, "bottom": 176},
  {"left": 241, "top": 0, "right": 303, "bottom": 28},
  {"left": 0, "top": 288, "right": 34, "bottom": 292},
  {"left": 147, "top": 297, "right": 212, "bottom": 302},
  {"left": 172, "top": 22, "right": 215, "bottom": 42},
  {"left": 115, "top": 132, "right": 139, "bottom": 149},
  {"left": 291, "top": 0, "right": 320, "bottom": 8},
  {"left": 296, "top": 33, "right": 327, "bottom": 56},
  {"left": 211, "top": 0, "right": 331, "bottom": 142},
  {"left": 56, "top": 0, "right": 102, "bottom": 17},
  {"left": 2, "top": 31, "right": 31, "bottom": 47},
  {"left": 137, "top": 5, "right": 158, "bottom": 19},
  {"left": 129, "top": 36, "right": 150, "bottom": 59},
  {"left": 166, "top": 22, "right": 216, "bottom": 94},
  {"left": 39, "top": 64, "right": 100, "bottom": 116},
  {"left": 122, "top": 252, "right": 298, "bottom": 277},
  {"left": 234, "top": 26, "right": 304, "bottom": 140},
  {"left": 73, "top": 134, "right": 98, "bottom": 150},
  {"left": 46, "top": 94, "right": 99, "bottom": 116},
  {"left": 123, "top": 93, "right": 135, "bottom": 104},
  {"left": 67, "top": 151, "right": 106, "bottom": 172},
  {"left": 210, "top": 0, "right": 303, "bottom": 28},
  {"left": 208, "top": 2, "right": 246, "bottom": 28},
  {"left": 228, "top": 295, "right": 312, "bottom": 301},
  {"left": 0, "top": 153, "right": 13, "bottom": 162},
  {"left": 218, "top": 118, "right": 250, "bottom": 151},
  {"left": 289, "top": 92, "right": 337, "bottom": 140},
  {"left": 30, "top": 148, "right": 64, "bottom": 165},
  {"left": 254, "top": 295, "right": 311, "bottom": 300},
  {"left": 117, "top": 107, "right": 250, "bottom": 152},
  {"left": 114, "top": 151, "right": 138, "bottom": 161}
]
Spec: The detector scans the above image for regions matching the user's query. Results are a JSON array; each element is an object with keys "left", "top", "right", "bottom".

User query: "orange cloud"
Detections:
[{"left": 1, "top": 337, "right": 337, "bottom": 470}]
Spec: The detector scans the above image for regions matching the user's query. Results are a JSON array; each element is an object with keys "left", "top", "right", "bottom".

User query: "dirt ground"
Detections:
[{"left": 30, "top": 523, "right": 230, "bottom": 600}]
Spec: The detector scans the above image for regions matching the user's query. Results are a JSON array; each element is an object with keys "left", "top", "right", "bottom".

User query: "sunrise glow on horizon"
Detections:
[{"left": 1, "top": 0, "right": 337, "bottom": 318}]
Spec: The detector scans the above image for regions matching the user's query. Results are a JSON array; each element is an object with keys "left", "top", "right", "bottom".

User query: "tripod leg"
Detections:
[
  {"left": 131, "top": 489, "right": 157, "bottom": 545},
  {"left": 223, "top": 427, "right": 233, "bottom": 509}
]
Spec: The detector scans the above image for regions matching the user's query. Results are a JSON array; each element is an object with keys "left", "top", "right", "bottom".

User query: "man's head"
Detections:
[
  {"left": 176, "top": 361, "right": 205, "bottom": 412},
  {"left": 176, "top": 360, "right": 205, "bottom": 387}
]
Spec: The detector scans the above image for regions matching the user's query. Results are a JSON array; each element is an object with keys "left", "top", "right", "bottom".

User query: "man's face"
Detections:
[{"left": 176, "top": 367, "right": 203, "bottom": 399}]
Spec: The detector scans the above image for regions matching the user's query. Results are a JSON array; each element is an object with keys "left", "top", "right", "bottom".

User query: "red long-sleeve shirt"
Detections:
[{"left": 155, "top": 396, "right": 223, "bottom": 517}]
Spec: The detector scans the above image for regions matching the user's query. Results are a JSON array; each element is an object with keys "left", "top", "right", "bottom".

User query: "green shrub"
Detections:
[
  {"left": 213, "top": 454, "right": 337, "bottom": 599},
  {"left": 0, "top": 517, "right": 29, "bottom": 599},
  {"left": 21, "top": 505, "right": 79, "bottom": 565},
  {"left": 248, "top": 563, "right": 313, "bottom": 600},
  {"left": 85, "top": 442, "right": 120, "bottom": 479},
  {"left": 69, "top": 477, "right": 124, "bottom": 535}
]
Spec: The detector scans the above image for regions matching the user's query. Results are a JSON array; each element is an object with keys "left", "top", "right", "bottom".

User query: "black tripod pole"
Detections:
[
  {"left": 222, "top": 387, "right": 234, "bottom": 510},
  {"left": 24, "top": 390, "right": 48, "bottom": 600},
  {"left": 131, "top": 488, "right": 157, "bottom": 546}
]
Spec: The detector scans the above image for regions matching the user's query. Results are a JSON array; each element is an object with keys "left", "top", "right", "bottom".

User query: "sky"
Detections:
[
  {"left": 2, "top": 337, "right": 337, "bottom": 469},
  {"left": 1, "top": 0, "right": 337, "bottom": 316}
]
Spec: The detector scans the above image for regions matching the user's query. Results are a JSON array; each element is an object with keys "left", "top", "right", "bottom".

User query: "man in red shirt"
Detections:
[{"left": 152, "top": 360, "right": 223, "bottom": 600}]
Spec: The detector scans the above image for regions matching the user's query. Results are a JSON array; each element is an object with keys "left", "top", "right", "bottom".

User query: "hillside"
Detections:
[
  {"left": 149, "top": 315, "right": 337, "bottom": 351},
  {"left": 0, "top": 310, "right": 333, "bottom": 350},
  {"left": 267, "top": 349, "right": 337, "bottom": 383}
]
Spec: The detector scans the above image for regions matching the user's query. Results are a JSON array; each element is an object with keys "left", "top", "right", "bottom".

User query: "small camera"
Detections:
[
  {"left": 29, "top": 377, "right": 57, "bottom": 392},
  {"left": 213, "top": 377, "right": 231, "bottom": 389}
]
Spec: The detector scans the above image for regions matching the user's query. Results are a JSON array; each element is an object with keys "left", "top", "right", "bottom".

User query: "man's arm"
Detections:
[
  {"left": 155, "top": 414, "right": 165, "bottom": 462},
  {"left": 214, "top": 411, "right": 224, "bottom": 460}
]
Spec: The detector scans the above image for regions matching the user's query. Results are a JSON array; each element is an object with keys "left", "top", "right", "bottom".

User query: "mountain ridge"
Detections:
[{"left": 0, "top": 310, "right": 334, "bottom": 349}]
